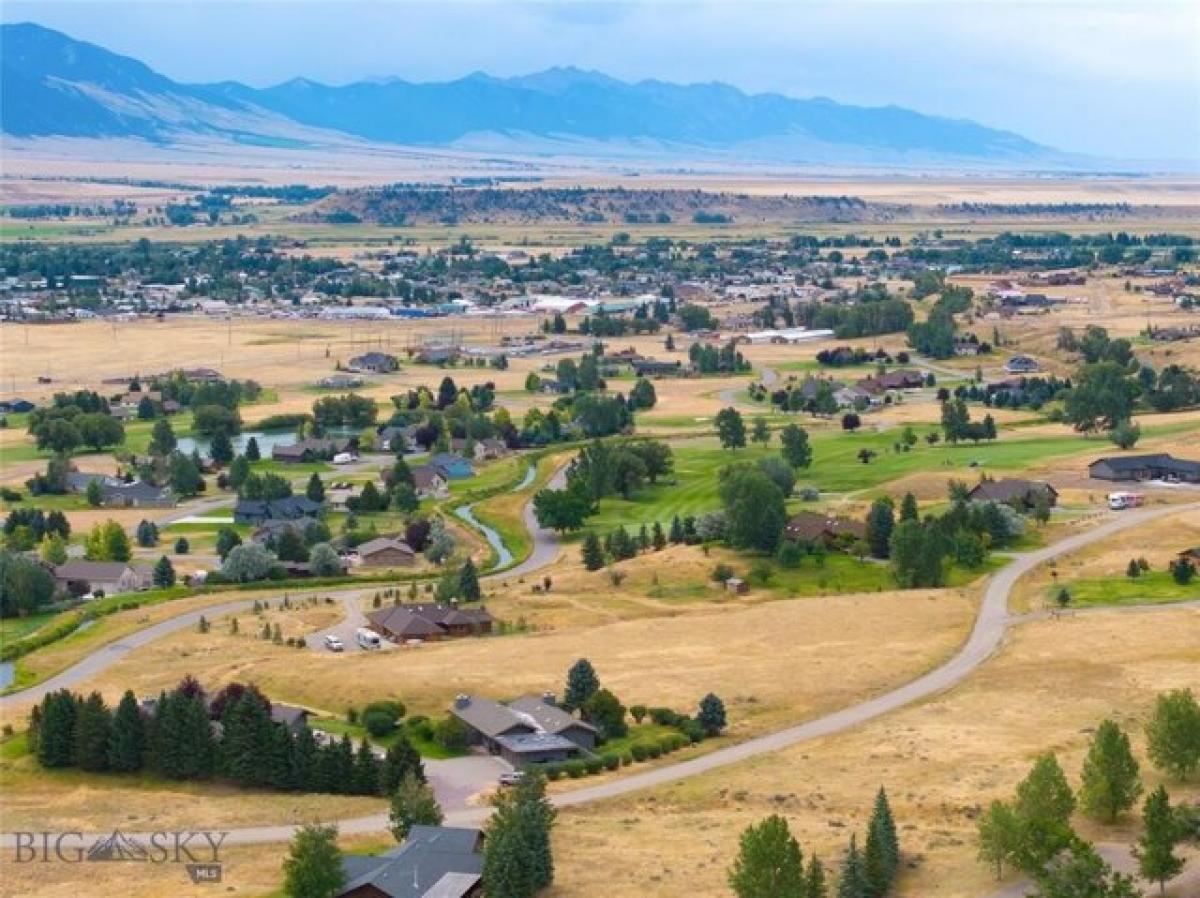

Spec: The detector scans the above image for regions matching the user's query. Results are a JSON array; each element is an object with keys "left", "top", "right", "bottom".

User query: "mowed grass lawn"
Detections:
[
  {"left": 1057, "top": 571, "right": 1200, "bottom": 607},
  {"left": 584, "top": 428, "right": 1115, "bottom": 532}
]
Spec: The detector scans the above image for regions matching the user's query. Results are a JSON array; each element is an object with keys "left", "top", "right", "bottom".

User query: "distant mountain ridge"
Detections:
[{"left": 2, "top": 21, "right": 1066, "bottom": 166}]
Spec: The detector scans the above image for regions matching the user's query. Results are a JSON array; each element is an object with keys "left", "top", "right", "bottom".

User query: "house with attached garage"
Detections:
[
  {"left": 967, "top": 478, "right": 1058, "bottom": 509},
  {"left": 234, "top": 495, "right": 323, "bottom": 525},
  {"left": 54, "top": 561, "right": 153, "bottom": 596},
  {"left": 346, "top": 351, "right": 400, "bottom": 374},
  {"left": 449, "top": 693, "right": 597, "bottom": 767},
  {"left": 367, "top": 602, "right": 493, "bottom": 641},
  {"left": 412, "top": 466, "right": 449, "bottom": 498},
  {"left": 336, "top": 826, "right": 484, "bottom": 898},
  {"left": 356, "top": 537, "right": 418, "bottom": 568},
  {"left": 1088, "top": 453, "right": 1200, "bottom": 484}
]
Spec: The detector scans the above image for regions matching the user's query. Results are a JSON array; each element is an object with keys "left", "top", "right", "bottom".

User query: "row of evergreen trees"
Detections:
[
  {"left": 30, "top": 679, "right": 424, "bottom": 797},
  {"left": 728, "top": 788, "right": 899, "bottom": 898}
]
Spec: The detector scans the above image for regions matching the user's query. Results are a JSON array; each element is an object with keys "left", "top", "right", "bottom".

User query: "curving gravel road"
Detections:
[{"left": 5, "top": 499, "right": 1195, "bottom": 850}]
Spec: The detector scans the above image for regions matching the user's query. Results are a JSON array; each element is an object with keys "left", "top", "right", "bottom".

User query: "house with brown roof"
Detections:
[
  {"left": 367, "top": 602, "right": 493, "bottom": 642},
  {"left": 412, "top": 466, "right": 449, "bottom": 498},
  {"left": 356, "top": 537, "right": 417, "bottom": 568},
  {"left": 856, "top": 369, "right": 925, "bottom": 394},
  {"left": 967, "top": 478, "right": 1058, "bottom": 510},
  {"left": 784, "top": 511, "right": 867, "bottom": 546}
]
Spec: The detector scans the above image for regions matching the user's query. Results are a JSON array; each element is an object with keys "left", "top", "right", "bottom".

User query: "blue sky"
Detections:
[{"left": 6, "top": 0, "right": 1198, "bottom": 159}]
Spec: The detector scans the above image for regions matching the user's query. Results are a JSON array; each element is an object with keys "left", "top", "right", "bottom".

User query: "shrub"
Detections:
[
  {"left": 565, "top": 759, "right": 587, "bottom": 778},
  {"left": 620, "top": 751, "right": 634, "bottom": 767},
  {"left": 544, "top": 764, "right": 564, "bottom": 781},
  {"left": 602, "top": 753, "right": 620, "bottom": 771},
  {"left": 657, "top": 736, "right": 679, "bottom": 755},
  {"left": 645, "top": 742, "right": 662, "bottom": 759},
  {"left": 363, "top": 709, "right": 398, "bottom": 738},
  {"left": 585, "top": 756, "right": 604, "bottom": 775},
  {"left": 681, "top": 719, "right": 706, "bottom": 744},
  {"left": 710, "top": 562, "right": 735, "bottom": 583},
  {"left": 630, "top": 742, "right": 650, "bottom": 762},
  {"left": 434, "top": 715, "right": 470, "bottom": 751}
]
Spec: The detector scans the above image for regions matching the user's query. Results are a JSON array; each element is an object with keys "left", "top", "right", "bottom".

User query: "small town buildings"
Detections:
[
  {"left": 1088, "top": 454, "right": 1200, "bottom": 484},
  {"left": 356, "top": 537, "right": 418, "bottom": 568},
  {"left": 784, "top": 512, "right": 867, "bottom": 546},
  {"left": 967, "top": 478, "right": 1058, "bottom": 509},
  {"left": 54, "top": 561, "right": 153, "bottom": 596},
  {"left": 367, "top": 602, "right": 494, "bottom": 641},
  {"left": 449, "top": 693, "right": 596, "bottom": 767},
  {"left": 346, "top": 351, "right": 400, "bottom": 374},
  {"left": 337, "top": 826, "right": 484, "bottom": 898}
]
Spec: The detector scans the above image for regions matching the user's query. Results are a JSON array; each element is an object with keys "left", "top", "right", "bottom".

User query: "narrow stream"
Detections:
[{"left": 453, "top": 462, "right": 536, "bottom": 571}]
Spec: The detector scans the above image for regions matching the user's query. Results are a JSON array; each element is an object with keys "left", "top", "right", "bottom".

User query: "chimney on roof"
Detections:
[
  {"left": 542, "top": 692, "right": 557, "bottom": 706},
  {"left": 454, "top": 694, "right": 471, "bottom": 709}
]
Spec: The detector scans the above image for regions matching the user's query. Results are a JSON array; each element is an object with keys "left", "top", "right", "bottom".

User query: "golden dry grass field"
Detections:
[{"left": 549, "top": 606, "right": 1200, "bottom": 898}]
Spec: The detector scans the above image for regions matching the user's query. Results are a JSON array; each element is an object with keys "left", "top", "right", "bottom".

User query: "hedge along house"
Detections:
[{"left": 449, "top": 693, "right": 596, "bottom": 767}]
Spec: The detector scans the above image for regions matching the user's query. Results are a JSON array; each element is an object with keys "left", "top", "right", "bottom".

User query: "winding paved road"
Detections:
[{"left": 4, "top": 497, "right": 1196, "bottom": 850}]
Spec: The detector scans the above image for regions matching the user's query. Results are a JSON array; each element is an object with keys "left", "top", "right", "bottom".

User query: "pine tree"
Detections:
[
  {"left": 333, "top": 735, "right": 356, "bottom": 794},
  {"left": 389, "top": 771, "right": 444, "bottom": 842},
  {"left": 563, "top": 658, "right": 600, "bottom": 711},
  {"left": 458, "top": 558, "right": 481, "bottom": 602},
  {"left": 651, "top": 521, "right": 667, "bottom": 550},
  {"left": 697, "top": 693, "right": 727, "bottom": 736},
  {"left": 638, "top": 523, "right": 650, "bottom": 551},
  {"left": 727, "top": 814, "right": 806, "bottom": 898},
  {"left": 153, "top": 555, "right": 176, "bottom": 588},
  {"left": 175, "top": 692, "right": 215, "bottom": 780},
  {"left": 899, "top": 492, "right": 919, "bottom": 522},
  {"left": 669, "top": 514, "right": 684, "bottom": 543},
  {"left": 108, "top": 690, "right": 145, "bottom": 773},
  {"left": 244, "top": 436, "right": 261, "bottom": 462},
  {"left": 515, "top": 774, "right": 556, "bottom": 890},
  {"left": 289, "top": 725, "right": 319, "bottom": 792},
  {"left": 483, "top": 800, "right": 535, "bottom": 898},
  {"left": 581, "top": 532, "right": 606, "bottom": 570},
  {"left": 70, "top": 691, "right": 111, "bottom": 772},
  {"left": 864, "top": 787, "right": 899, "bottom": 896},
  {"left": 306, "top": 472, "right": 325, "bottom": 503},
  {"left": 282, "top": 823, "right": 344, "bottom": 898},
  {"left": 380, "top": 734, "right": 425, "bottom": 795},
  {"left": 351, "top": 739, "right": 381, "bottom": 795},
  {"left": 1133, "top": 785, "right": 1185, "bottom": 895},
  {"left": 1079, "top": 719, "right": 1142, "bottom": 822},
  {"left": 265, "top": 722, "right": 294, "bottom": 790},
  {"left": 807, "top": 855, "right": 829, "bottom": 898},
  {"left": 837, "top": 834, "right": 870, "bottom": 898},
  {"left": 37, "top": 690, "right": 78, "bottom": 768}
]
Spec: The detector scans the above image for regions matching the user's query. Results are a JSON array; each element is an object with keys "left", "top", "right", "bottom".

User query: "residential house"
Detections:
[
  {"left": 337, "top": 826, "right": 484, "bottom": 898},
  {"left": 54, "top": 561, "right": 153, "bottom": 596},
  {"left": 0, "top": 398, "right": 36, "bottom": 414},
  {"left": 347, "top": 352, "right": 400, "bottom": 374},
  {"left": 377, "top": 424, "right": 417, "bottom": 453},
  {"left": 449, "top": 693, "right": 596, "bottom": 767},
  {"left": 631, "top": 359, "right": 684, "bottom": 378},
  {"left": 1003, "top": 355, "right": 1041, "bottom": 374},
  {"left": 473, "top": 438, "right": 509, "bottom": 461},
  {"left": 318, "top": 373, "right": 365, "bottom": 389},
  {"left": 967, "top": 478, "right": 1058, "bottom": 510},
  {"left": 857, "top": 370, "right": 925, "bottom": 395},
  {"left": 431, "top": 453, "right": 474, "bottom": 480},
  {"left": 251, "top": 517, "right": 320, "bottom": 545},
  {"left": 356, "top": 537, "right": 418, "bottom": 568},
  {"left": 272, "top": 438, "right": 355, "bottom": 464},
  {"left": 233, "top": 495, "right": 323, "bottom": 525},
  {"left": 102, "top": 480, "right": 174, "bottom": 508},
  {"left": 368, "top": 602, "right": 493, "bottom": 641},
  {"left": 412, "top": 466, "right": 449, "bottom": 499},
  {"left": 271, "top": 703, "right": 311, "bottom": 734},
  {"left": 1088, "top": 454, "right": 1200, "bottom": 484},
  {"left": 784, "top": 512, "right": 867, "bottom": 546}
]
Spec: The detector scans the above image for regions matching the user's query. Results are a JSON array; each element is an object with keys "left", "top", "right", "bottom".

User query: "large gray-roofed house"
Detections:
[
  {"left": 967, "top": 478, "right": 1058, "bottom": 509},
  {"left": 450, "top": 693, "right": 596, "bottom": 766},
  {"left": 54, "top": 561, "right": 152, "bottom": 595},
  {"left": 337, "top": 826, "right": 483, "bottom": 898},
  {"left": 1088, "top": 454, "right": 1200, "bottom": 483}
]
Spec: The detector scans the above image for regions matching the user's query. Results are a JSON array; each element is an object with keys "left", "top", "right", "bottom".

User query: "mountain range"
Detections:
[{"left": 2, "top": 22, "right": 1069, "bottom": 167}]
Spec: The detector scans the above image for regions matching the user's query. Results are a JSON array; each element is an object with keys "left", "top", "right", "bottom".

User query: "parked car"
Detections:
[
  {"left": 323, "top": 634, "right": 344, "bottom": 652},
  {"left": 498, "top": 771, "right": 526, "bottom": 787}
]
